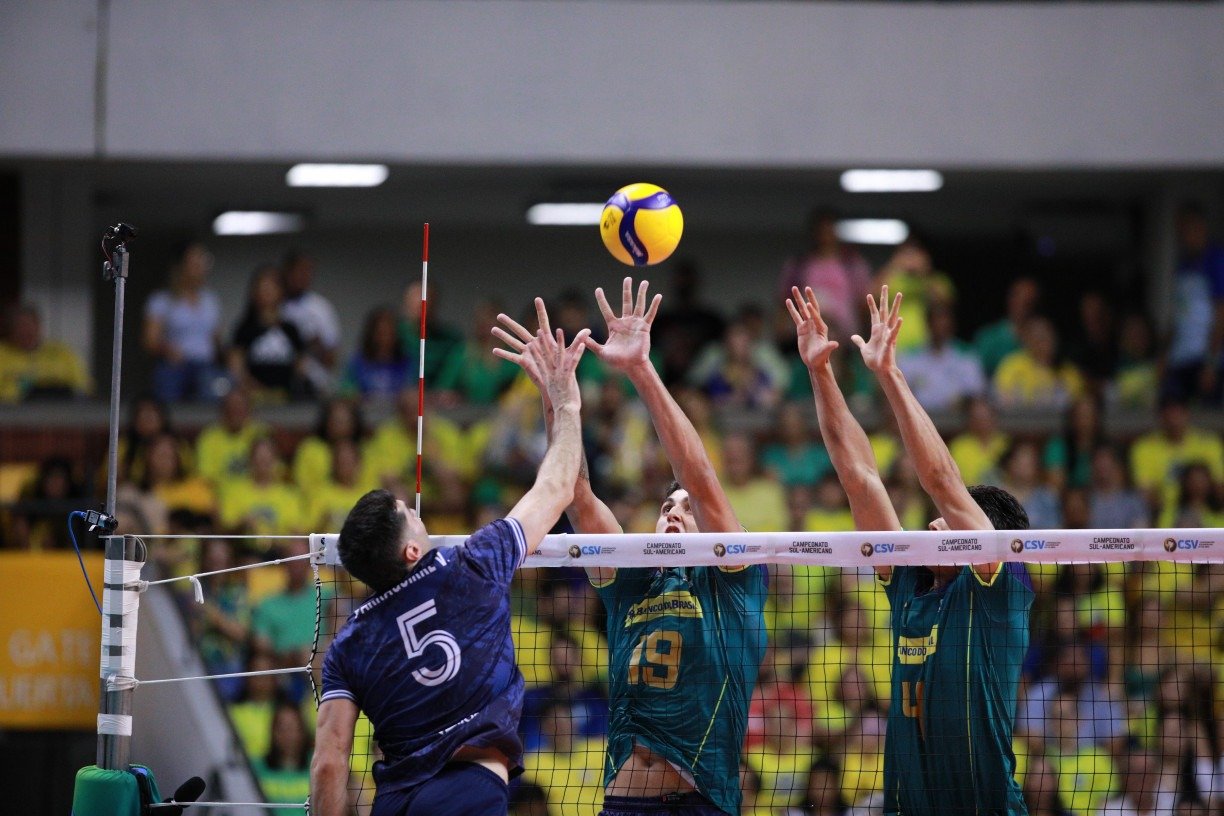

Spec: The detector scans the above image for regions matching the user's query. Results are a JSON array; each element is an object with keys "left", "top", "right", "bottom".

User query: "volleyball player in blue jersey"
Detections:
[
  {"left": 310, "top": 325, "right": 590, "bottom": 816},
  {"left": 788, "top": 285, "right": 1033, "bottom": 816},
  {"left": 494, "top": 284, "right": 767, "bottom": 816}
]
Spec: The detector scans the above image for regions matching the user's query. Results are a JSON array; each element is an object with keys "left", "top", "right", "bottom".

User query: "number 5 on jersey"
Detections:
[{"left": 397, "top": 599, "right": 462, "bottom": 686}]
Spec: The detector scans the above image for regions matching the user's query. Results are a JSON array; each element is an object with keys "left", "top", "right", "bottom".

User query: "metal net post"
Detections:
[{"left": 97, "top": 534, "right": 145, "bottom": 768}]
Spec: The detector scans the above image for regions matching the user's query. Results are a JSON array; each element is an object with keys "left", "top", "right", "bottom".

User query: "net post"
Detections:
[{"left": 97, "top": 533, "right": 144, "bottom": 769}]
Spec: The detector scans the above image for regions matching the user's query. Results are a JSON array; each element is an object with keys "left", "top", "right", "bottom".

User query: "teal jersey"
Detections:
[
  {"left": 880, "top": 564, "right": 1033, "bottom": 816},
  {"left": 594, "top": 565, "right": 768, "bottom": 815}
]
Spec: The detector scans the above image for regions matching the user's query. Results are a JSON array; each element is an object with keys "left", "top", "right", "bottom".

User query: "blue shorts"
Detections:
[
  {"left": 373, "top": 762, "right": 509, "bottom": 816},
  {"left": 599, "top": 792, "right": 726, "bottom": 815}
]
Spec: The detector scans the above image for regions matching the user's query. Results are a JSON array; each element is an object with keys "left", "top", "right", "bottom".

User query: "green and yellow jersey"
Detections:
[
  {"left": 880, "top": 563, "right": 1034, "bottom": 816},
  {"left": 594, "top": 565, "right": 768, "bottom": 815}
]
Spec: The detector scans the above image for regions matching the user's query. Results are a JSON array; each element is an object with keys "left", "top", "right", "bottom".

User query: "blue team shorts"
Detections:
[
  {"left": 373, "top": 762, "right": 509, "bottom": 816},
  {"left": 599, "top": 792, "right": 726, "bottom": 815}
]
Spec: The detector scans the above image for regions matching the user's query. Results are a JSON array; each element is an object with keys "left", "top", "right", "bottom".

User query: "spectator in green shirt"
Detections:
[
  {"left": 434, "top": 299, "right": 521, "bottom": 405},
  {"left": 251, "top": 539, "right": 327, "bottom": 669},
  {"left": 974, "top": 276, "right": 1041, "bottom": 377}
]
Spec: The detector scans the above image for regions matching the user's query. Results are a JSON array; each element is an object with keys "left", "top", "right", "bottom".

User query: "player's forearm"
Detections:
[
  {"left": 808, "top": 363, "right": 880, "bottom": 488},
  {"left": 626, "top": 363, "right": 733, "bottom": 529},
  {"left": 309, "top": 756, "right": 350, "bottom": 816},
  {"left": 877, "top": 367, "right": 984, "bottom": 527},
  {"left": 541, "top": 395, "right": 619, "bottom": 533},
  {"left": 535, "top": 403, "right": 582, "bottom": 513}
]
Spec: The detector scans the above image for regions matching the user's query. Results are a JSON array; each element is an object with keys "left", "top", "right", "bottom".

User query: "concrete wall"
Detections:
[{"left": 3, "top": 1, "right": 1222, "bottom": 167}]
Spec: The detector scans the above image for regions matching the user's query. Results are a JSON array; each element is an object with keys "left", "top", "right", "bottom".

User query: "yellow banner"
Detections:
[{"left": 0, "top": 552, "right": 104, "bottom": 729}]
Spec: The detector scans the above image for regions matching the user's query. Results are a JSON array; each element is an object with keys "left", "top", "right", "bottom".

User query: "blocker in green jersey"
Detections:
[
  {"left": 881, "top": 561, "right": 1034, "bottom": 815},
  {"left": 594, "top": 563, "right": 767, "bottom": 815}
]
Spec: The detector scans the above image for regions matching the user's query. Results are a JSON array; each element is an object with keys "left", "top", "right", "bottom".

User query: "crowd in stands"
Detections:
[{"left": 2, "top": 203, "right": 1223, "bottom": 813}]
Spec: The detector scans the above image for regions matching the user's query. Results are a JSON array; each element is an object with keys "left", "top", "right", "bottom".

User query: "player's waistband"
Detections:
[{"left": 602, "top": 791, "right": 719, "bottom": 811}]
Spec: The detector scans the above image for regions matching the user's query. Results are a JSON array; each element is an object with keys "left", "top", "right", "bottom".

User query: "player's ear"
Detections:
[{"left": 402, "top": 539, "right": 422, "bottom": 564}]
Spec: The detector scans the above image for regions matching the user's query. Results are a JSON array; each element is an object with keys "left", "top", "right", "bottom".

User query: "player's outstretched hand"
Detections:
[
  {"left": 787, "top": 286, "right": 839, "bottom": 369},
  {"left": 585, "top": 277, "right": 661, "bottom": 375},
  {"left": 851, "top": 285, "right": 903, "bottom": 373},
  {"left": 493, "top": 298, "right": 589, "bottom": 410},
  {"left": 492, "top": 297, "right": 554, "bottom": 391}
]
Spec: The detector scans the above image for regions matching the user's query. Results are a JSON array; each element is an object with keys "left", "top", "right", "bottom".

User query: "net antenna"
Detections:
[{"left": 415, "top": 223, "right": 430, "bottom": 517}]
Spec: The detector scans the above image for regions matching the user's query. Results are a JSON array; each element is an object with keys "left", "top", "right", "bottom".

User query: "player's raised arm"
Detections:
[
  {"left": 788, "top": 287, "right": 901, "bottom": 577},
  {"left": 494, "top": 300, "right": 620, "bottom": 583},
  {"left": 310, "top": 697, "right": 358, "bottom": 816},
  {"left": 585, "top": 277, "right": 739, "bottom": 533},
  {"left": 498, "top": 323, "right": 591, "bottom": 552},
  {"left": 853, "top": 287, "right": 998, "bottom": 574}
]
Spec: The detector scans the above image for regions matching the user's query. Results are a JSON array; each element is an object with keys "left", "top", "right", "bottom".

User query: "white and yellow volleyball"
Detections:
[{"left": 599, "top": 183, "right": 684, "bottom": 266}]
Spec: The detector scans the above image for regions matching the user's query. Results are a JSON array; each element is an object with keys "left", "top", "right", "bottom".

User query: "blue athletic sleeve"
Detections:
[
  {"left": 460, "top": 517, "right": 527, "bottom": 588},
  {"left": 320, "top": 639, "right": 357, "bottom": 707}
]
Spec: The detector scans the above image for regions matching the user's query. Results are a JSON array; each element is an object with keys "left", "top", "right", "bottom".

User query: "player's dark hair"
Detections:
[
  {"left": 967, "top": 485, "right": 1029, "bottom": 531},
  {"left": 338, "top": 489, "right": 409, "bottom": 593},
  {"left": 662, "top": 480, "right": 683, "bottom": 503}
]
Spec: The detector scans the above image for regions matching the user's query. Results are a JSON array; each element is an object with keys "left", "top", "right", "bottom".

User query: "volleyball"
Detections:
[{"left": 599, "top": 183, "right": 684, "bottom": 266}]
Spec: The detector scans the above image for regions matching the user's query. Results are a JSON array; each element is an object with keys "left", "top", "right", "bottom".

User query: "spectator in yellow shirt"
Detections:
[
  {"left": 310, "top": 440, "right": 375, "bottom": 532},
  {"left": 291, "top": 398, "right": 366, "bottom": 495},
  {"left": 873, "top": 237, "right": 955, "bottom": 355},
  {"left": 994, "top": 316, "right": 1085, "bottom": 409},
  {"left": 721, "top": 432, "right": 788, "bottom": 532},
  {"left": 948, "top": 396, "right": 1010, "bottom": 485},
  {"left": 145, "top": 432, "right": 217, "bottom": 519},
  {"left": 1129, "top": 396, "right": 1224, "bottom": 508},
  {"left": 0, "top": 303, "right": 90, "bottom": 402},
  {"left": 196, "top": 388, "right": 270, "bottom": 484},
  {"left": 217, "top": 437, "right": 303, "bottom": 535}
]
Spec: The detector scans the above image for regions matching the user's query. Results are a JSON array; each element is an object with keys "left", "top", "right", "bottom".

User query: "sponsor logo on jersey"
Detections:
[
  {"left": 897, "top": 625, "right": 939, "bottom": 665},
  {"left": 624, "top": 590, "right": 705, "bottom": 626}
]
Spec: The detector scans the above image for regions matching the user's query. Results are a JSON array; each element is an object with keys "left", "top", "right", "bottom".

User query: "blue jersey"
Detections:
[
  {"left": 880, "top": 563, "right": 1034, "bottom": 816},
  {"left": 321, "top": 518, "right": 528, "bottom": 794}
]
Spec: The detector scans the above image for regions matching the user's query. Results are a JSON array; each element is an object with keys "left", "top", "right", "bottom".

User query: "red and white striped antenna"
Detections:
[{"left": 415, "top": 223, "right": 429, "bottom": 517}]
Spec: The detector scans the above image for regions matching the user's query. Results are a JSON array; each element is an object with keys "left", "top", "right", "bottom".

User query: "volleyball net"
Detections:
[{"left": 120, "top": 526, "right": 1223, "bottom": 814}]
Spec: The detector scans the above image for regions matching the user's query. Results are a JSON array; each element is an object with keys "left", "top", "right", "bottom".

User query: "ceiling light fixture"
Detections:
[
  {"left": 286, "top": 163, "right": 389, "bottom": 188},
  {"left": 213, "top": 211, "right": 306, "bottom": 236},
  {"left": 526, "top": 203, "right": 606, "bottom": 226},
  {"left": 840, "top": 169, "right": 943, "bottom": 193},
  {"left": 836, "top": 219, "right": 909, "bottom": 245}
]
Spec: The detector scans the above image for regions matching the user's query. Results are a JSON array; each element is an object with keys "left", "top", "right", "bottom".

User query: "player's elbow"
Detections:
[
  {"left": 918, "top": 459, "right": 964, "bottom": 497},
  {"left": 842, "top": 462, "right": 884, "bottom": 494},
  {"left": 310, "top": 748, "right": 348, "bottom": 784}
]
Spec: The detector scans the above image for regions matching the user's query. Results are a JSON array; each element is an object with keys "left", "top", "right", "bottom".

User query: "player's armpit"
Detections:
[{"left": 311, "top": 698, "right": 359, "bottom": 816}]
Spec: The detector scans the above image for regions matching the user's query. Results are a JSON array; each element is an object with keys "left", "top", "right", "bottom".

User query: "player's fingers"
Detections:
[
  {"left": 491, "top": 347, "right": 522, "bottom": 364},
  {"left": 566, "top": 329, "right": 592, "bottom": 364},
  {"left": 879, "top": 285, "right": 890, "bottom": 319},
  {"left": 804, "top": 287, "right": 822, "bottom": 317},
  {"left": 785, "top": 297, "right": 803, "bottom": 326},
  {"left": 644, "top": 293, "right": 662, "bottom": 325},
  {"left": 594, "top": 287, "right": 616, "bottom": 323},
  {"left": 828, "top": 340, "right": 840, "bottom": 351},
  {"left": 850, "top": 334, "right": 867, "bottom": 349},
  {"left": 633, "top": 279, "right": 651, "bottom": 317},
  {"left": 622, "top": 277, "right": 633, "bottom": 316},
  {"left": 534, "top": 297, "right": 552, "bottom": 338},
  {"left": 496, "top": 313, "right": 533, "bottom": 343},
  {"left": 490, "top": 326, "right": 525, "bottom": 352},
  {"left": 890, "top": 292, "right": 904, "bottom": 326},
  {"left": 583, "top": 335, "right": 604, "bottom": 355},
  {"left": 866, "top": 294, "right": 879, "bottom": 323}
]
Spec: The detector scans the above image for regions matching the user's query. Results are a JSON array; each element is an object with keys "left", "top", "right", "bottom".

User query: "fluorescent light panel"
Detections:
[
  {"left": 213, "top": 211, "right": 305, "bottom": 236},
  {"left": 527, "top": 202, "right": 605, "bottom": 226},
  {"left": 836, "top": 219, "right": 909, "bottom": 245},
  {"left": 840, "top": 169, "right": 943, "bottom": 193},
  {"left": 286, "top": 163, "right": 388, "bottom": 187}
]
